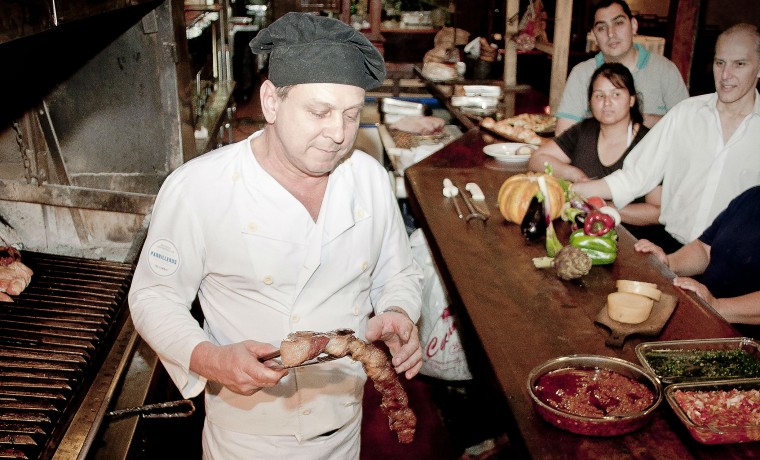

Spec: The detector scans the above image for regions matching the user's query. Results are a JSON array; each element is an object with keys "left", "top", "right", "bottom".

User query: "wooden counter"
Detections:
[{"left": 403, "top": 128, "right": 758, "bottom": 459}]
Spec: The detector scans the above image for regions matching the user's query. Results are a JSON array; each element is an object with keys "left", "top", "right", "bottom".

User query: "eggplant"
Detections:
[
  {"left": 574, "top": 212, "right": 587, "bottom": 228},
  {"left": 521, "top": 196, "right": 546, "bottom": 241}
]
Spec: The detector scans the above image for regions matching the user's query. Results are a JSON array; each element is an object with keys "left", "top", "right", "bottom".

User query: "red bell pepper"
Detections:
[{"left": 584, "top": 210, "right": 615, "bottom": 236}]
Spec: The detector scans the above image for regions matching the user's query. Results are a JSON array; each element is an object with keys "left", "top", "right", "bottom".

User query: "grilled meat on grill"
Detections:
[{"left": 0, "top": 246, "right": 33, "bottom": 302}]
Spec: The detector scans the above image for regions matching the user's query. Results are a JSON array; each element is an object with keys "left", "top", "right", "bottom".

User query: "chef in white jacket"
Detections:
[{"left": 128, "top": 12, "right": 423, "bottom": 459}]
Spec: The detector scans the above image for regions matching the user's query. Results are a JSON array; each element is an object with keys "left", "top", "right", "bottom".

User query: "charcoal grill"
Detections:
[
  {"left": 0, "top": 252, "right": 134, "bottom": 459},
  {"left": 0, "top": 0, "right": 203, "bottom": 458}
]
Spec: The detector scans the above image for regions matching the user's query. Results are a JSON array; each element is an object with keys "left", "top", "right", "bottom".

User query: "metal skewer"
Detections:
[
  {"left": 107, "top": 399, "right": 195, "bottom": 419},
  {"left": 457, "top": 186, "right": 488, "bottom": 221},
  {"left": 443, "top": 178, "right": 464, "bottom": 219}
]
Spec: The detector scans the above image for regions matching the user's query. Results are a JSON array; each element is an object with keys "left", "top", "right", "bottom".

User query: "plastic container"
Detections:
[{"left": 665, "top": 378, "right": 760, "bottom": 444}]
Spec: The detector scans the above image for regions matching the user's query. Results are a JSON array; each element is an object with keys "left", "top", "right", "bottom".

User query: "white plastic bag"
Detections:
[{"left": 410, "top": 229, "right": 472, "bottom": 381}]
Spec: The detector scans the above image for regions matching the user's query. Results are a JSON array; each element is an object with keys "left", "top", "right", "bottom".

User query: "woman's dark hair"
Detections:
[{"left": 587, "top": 62, "right": 643, "bottom": 125}]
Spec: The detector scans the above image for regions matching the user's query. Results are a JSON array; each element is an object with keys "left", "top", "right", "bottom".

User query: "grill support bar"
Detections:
[{"left": 50, "top": 317, "right": 144, "bottom": 460}]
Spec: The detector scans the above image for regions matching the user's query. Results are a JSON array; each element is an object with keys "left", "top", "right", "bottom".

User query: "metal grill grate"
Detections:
[{"left": 0, "top": 252, "right": 133, "bottom": 460}]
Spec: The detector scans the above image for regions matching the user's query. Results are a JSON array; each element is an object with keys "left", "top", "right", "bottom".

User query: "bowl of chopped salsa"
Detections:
[
  {"left": 635, "top": 338, "right": 760, "bottom": 385},
  {"left": 665, "top": 378, "right": 760, "bottom": 444},
  {"left": 527, "top": 355, "right": 662, "bottom": 436}
]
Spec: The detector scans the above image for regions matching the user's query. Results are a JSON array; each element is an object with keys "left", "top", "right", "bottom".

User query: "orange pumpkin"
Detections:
[{"left": 497, "top": 173, "right": 565, "bottom": 223}]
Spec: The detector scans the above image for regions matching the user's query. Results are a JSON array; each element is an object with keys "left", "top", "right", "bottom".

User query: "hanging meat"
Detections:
[
  {"left": 0, "top": 246, "right": 33, "bottom": 302},
  {"left": 278, "top": 329, "right": 417, "bottom": 444}
]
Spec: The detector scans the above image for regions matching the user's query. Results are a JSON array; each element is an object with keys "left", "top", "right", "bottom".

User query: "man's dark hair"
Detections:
[{"left": 591, "top": 0, "right": 633, "bottom": 20}]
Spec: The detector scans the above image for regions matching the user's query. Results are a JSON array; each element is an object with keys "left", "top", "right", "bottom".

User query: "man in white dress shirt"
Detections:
[
  {"left": 573, "top": 23, "right": 760, "bottom": 247},
  {"left": 128, "top": 12, "right": 423, "bottom": 459}
]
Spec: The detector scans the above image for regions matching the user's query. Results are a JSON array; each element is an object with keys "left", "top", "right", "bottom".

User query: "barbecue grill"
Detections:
[{"left": 0, "top": 0, "right": 202, "bottom": 457}]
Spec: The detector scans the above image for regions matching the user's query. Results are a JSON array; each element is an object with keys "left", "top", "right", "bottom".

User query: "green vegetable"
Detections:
[
  {"left": 561, "top": 202, "right": 585, "bottom": 223},
  {"left": 569, "top": 229, "right": 617, "bottom": 265},
  {"left": 546, "top": 221, "right": 563, "bottom": 257},
  {"left": 537, "top": 175, "right": 563, "bottom": 258},
  {"left": 644, "top": 349, "right": 760, "bottom": 380}
]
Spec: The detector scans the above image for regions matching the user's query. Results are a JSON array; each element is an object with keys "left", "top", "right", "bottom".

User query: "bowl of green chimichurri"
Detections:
[{"left": 636, "top": 338, "right": 760, "bottom": 385}]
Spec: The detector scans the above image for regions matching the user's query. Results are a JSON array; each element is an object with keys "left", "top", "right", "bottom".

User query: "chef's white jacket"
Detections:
[{"left": 129, "top": 132, "right": 423, "bottom": 441}]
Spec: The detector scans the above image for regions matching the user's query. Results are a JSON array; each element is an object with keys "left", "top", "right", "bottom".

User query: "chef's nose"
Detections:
[{"left": 323, "top": 114, "right": 346, "bottom": 144}]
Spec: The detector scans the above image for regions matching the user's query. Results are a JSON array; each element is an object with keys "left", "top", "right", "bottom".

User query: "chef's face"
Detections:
[
  {"left": 271, "top": 83, "right": 365, "bottom": 176},
  {"left": 592, "top": 3, "right": 637, "bottom": 62},
  {"left": 713, "top": 29, "right": 760, "bottom": 107},
  {"left": 590, "top": 75, "right": 635, "bottom": 126}
]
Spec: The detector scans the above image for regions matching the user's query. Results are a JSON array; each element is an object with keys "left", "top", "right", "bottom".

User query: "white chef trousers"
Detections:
[{"left": 201, "top": 410, "right": 361, "bottom": 459}]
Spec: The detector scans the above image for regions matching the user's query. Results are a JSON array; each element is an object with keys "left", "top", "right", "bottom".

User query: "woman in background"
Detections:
[{"left": 529, "top": 63, "right": 667, "bottom": 247}]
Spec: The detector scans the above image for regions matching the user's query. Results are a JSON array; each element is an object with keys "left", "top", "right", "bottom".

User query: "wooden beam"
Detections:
[
  {"left": 548, "top": 0, "right": 573, "bottom": 112},
  {"left": 369, "top": 0, "right": 381, "bottom": 36},
  {"left": 669, "top": 0, "right": 700, "bottom": 88},
  {"left": 503, "top": 0, "right": 520, "bottom": 88},
  {"left": 340, "top": 0, "right": 351, "bottom": 24}
]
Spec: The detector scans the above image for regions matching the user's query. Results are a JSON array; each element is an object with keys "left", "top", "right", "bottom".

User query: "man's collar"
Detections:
[
  {"left": 703, "top": 90, "right": 760, "bottom": 116},
  {"left": 596, "top": 43, "right": 649, "bottom": 70}
]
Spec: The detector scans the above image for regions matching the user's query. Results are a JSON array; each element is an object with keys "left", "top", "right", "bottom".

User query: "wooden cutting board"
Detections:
[{"left": 595, "top": 293, "right": 678, "bottom": 347}]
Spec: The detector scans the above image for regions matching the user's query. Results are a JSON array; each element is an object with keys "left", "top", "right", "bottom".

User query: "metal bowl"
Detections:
[{"left": 527, "top": 355, "right": 663, "bottom": 436}]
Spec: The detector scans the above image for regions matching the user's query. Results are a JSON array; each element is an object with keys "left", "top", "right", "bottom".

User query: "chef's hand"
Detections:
[
  {"left": 673, "top": 277, "right": 717, "bottom": 306},
  {"left": 190, "top": 341, "right": 288, "bottom": 396},
  {"left": 634, "top": 239, "right": 669, "bottom": 267},
  {"left": 366, "top": 308, "right": 422, "bottom": 379}
]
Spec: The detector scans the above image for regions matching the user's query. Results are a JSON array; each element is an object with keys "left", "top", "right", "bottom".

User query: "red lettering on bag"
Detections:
[{"left": 425, "top": 307, "right": 458, "bottom": 358}]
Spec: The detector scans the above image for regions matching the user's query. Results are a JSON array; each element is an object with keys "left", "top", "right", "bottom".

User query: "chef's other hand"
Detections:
[
  {"left": 673, "top": 277, "right": 717, "bottom": 306},
  {"left": 190, "top": 341, "right": 289, "bottom": 396},
  {"left": 367, "top": 308, "right": 422, "bottom": 379},
  {"left": 634, "top": 239, "right": 669, "bottom": 267}
]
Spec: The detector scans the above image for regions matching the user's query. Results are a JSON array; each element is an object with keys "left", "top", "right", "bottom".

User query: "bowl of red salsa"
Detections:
[{"left": 527, "top": 355, "right": 663, "bottom": 436}]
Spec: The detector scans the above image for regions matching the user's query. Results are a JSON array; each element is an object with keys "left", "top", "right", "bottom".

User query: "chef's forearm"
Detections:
[{"left": 189, "top": 341, "right": 217, "bottom": 378}]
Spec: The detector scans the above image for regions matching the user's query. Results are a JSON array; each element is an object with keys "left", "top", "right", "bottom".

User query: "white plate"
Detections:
[
  {"left": 483, "top": 143, "right": 535, "bottom": 162},
  {"left": 463, "top": 85, "right": 502, "bottom": 98},
  {"left": 450, "top": 95, "right": 499, "bottom": 108}
]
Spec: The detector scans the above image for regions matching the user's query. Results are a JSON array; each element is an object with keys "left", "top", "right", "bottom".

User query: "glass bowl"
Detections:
[
  {"left": 527, "top": 354, "right": 663, "bottom": 436},
  {"left": 665, "top": 378, "right": 760, "bottom": 444},
  {"left": 635, "top": 337, "right": 760, "bottom": 385}
]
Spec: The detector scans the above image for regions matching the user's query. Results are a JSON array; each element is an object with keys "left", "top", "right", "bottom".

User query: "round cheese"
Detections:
[
  {"left": 607, "top": 292, "right": 654, "bottom": 324},
  {"left": 616, "top": 280, "right": 662, "bottom": 301}
]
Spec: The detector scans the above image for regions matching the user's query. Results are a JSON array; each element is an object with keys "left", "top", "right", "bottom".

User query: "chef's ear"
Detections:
[{"left": 259, "top": 79, "right": 280, "bottom": 123}]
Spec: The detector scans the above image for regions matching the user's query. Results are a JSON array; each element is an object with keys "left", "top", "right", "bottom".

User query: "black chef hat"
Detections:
[{"left": 249, "top": 12, "right": 386, "bottom": 90}]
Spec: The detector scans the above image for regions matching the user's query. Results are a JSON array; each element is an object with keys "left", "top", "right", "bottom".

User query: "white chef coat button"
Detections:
[
  {"left": 263, "top": 275, "right": 273, "bottom": 285},
  {"left": 292, "top": 314, "right": 300, "bottom": 323},
  {"left": 360, "top": 262, "right": 368, "bottom": 271},
  {"left": 247, "top": 222, "right": 257, "bottom": 232},
  {"left": 355, "top": 209, "right": 365, "bottom": 219},
  {"left": 302, "top": 409, "right": 311, "bottom": 415}
]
